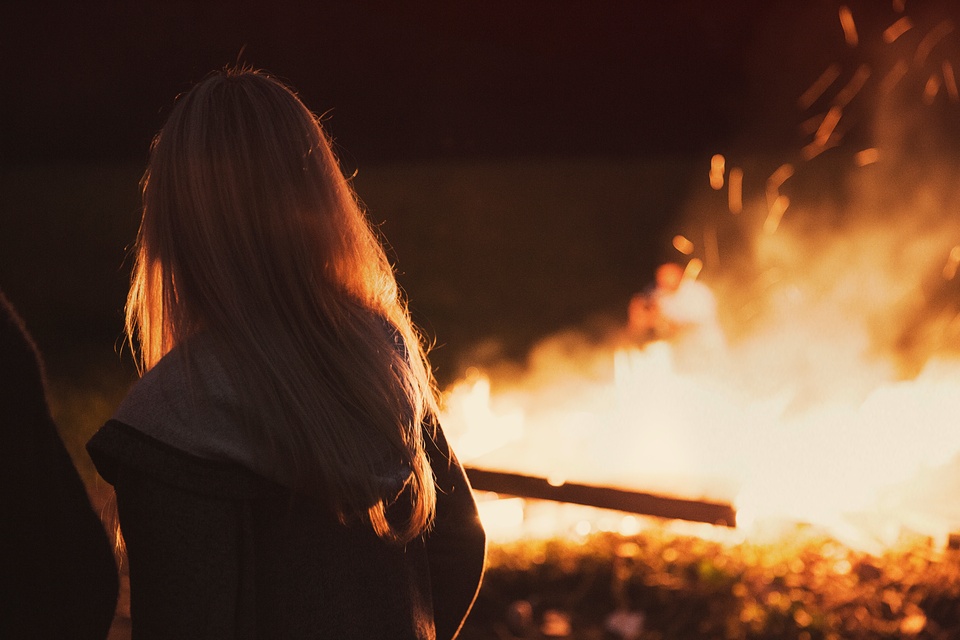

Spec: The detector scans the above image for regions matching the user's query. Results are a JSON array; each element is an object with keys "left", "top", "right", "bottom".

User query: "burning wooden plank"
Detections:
[{"left": 464, "top": 466, "right": 737, "bottom": 527}]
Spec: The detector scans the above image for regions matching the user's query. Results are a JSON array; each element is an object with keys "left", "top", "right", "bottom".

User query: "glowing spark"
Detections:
[
  {"left": 799, "top": 114, "right": 825, "bottom": 136},
  {"left": 682, "top": 257, "right": 703, "bottom": 281},
  {"left": 943, "top": 61, "right": 959, "bottom": 101},
  {"left": 883, "top": 17, "right": 913, "bottom": 43},
  {"left": 944, "top": 246, "right": 960, "bottom": 280},
  {"left": 801, "top": 140, "right": 835, "bottom": 161},
  {"left": 798, "top": 64, "right": 842, "bottom": 110},
  {"left": 766, "top": 164, "right": 794, "bottom": 191},
  {"left": 765, "top": 164, "right": 794, "bottom": 207},
  {"left": 839, "top": 6, "right": 859, "bottom": 47},
  {"left": 728, "top": 167, "right": 743, "bottom": 215},
  {"left": 763, "top": 195, "right": 789, "bottom": 234},
  {"left": 881, "top": 60, "right": 910, "bottom": 94},
  {"left": 834, "top": 64, "right": 871, "bottom": 107},
  {"left": 704, "top": 226, "right": 720, "bottom": 268},
  {"left": 672, "top": 235, "right": 695, "bottom": 255},
  {"left": 924, "top": 73, "right": 943, "bottom": 104},
  {"left": 815, "top": 105, "right": 843, "bottom": 145},
  {"left": 854, "top": 148, "right": 880, "bottom": 166},
  {"left": 893, "top": 0, "right": 906, "bottom": 12},
  {"left": 709, "top": 154, "right": 726, "bottom": 190},
  {"left": 915, "top": 20, "right": 954, "bottom": 67}
]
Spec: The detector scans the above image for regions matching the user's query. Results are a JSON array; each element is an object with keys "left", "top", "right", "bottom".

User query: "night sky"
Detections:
[
  {"left": 4, "top": 0, "right": 807, "bottom": 168},
  {"left": 7, "top": 1, "right": 960, "bottom": 164},
  {"left": 4, "top": 0, "right": 960, "bottom": 378}
]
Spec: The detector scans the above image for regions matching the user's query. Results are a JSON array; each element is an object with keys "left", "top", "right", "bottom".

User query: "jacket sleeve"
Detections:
[
  {"left": 89, "top": 422, "right": 257, "bottom": 640},
  {"left": 115, "top": 467, "right": 246, "bottom": 639},
  {"left": 423, "top": 420, "right": 486, "bottom": 640}
]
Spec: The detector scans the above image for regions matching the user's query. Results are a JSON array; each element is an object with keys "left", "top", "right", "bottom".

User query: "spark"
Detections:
[
  {"left": 881, "top": 60, "right": 910, "bottom": 94},
  {"left": 765, "top": 164, "right": 795, "bottom": 208},
  {"left": 854, "top": 148, "right": 880, "bottom": 166},
  {"left": 801, "top": 140, "right": 838, "bottom": 161},
  {"left": 815, "top": 105, "right": 843, "bottom": 146},
  {"left": 833, "top": 64, "right": 872, "bottom": 107},
  {"left": 704, "top": 226, "right": 720, "bottom": 269},
  {"left": 924, "top": 73, "right": 942, "bottom": 104},
  {"left": 763, "top": 195, "right": 790, "bottom": 234},
  {"left": 839, "top": 6, "right": 859, "bottom": 47},
  {"left": 883, "top": 17, "right": 913, "bottom": 43},
  {"left": 799, "top": 114, "right": 826, "bottom": 136},
  {"left": 915, "top": 20, "right": 954, "bottom": 67},
  {"left": 943, "top": 246, "right": 960, "bottom": 280},
  {"left": 682, "top": 257, "right": 703, "bottom": 282},
  {"left": 943, "top": 61, "right": 959, "bottom": 101},
  {"left": 673, "top": 235, "right": 695, "bottom": 255},
  {"left": 798, "top": 64, "right": 842, "bottom": 110},
  {"left": 709, "top": 154, "right": 726, "bottom": 190},
  {"left": 728, "top": 167, "right": 743, "bottom": 215}
]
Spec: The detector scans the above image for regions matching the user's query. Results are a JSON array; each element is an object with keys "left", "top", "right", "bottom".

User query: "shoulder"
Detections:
[
  {"left": 109, "top": 339, "right": 287, "bottom": 482},
  {"left": 87, "top": 419, "right": 277, "bottom": 500}
]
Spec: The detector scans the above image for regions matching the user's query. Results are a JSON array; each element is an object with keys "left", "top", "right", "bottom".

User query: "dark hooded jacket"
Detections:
[{"left": 87, "top": 337, "right": 485, "bottom": 639}]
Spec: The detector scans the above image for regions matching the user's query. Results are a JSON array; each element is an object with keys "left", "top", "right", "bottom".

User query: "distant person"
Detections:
[
  {"left": 87, "top": 67, "right": 485, "bottom": 639},
  {"left": 0, "top": 289, "right": 118, "bottom": 639},
  {"left": 627, "top": 262, "right": 725, "bottom": 370}
]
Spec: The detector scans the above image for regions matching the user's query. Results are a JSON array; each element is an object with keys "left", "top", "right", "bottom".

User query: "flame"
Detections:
[
  {"left": 441, "top": 177, "right": 960, "bottom": 550},
  {"left": 438, "top": 1, "right": 960, "bottom": 551}
]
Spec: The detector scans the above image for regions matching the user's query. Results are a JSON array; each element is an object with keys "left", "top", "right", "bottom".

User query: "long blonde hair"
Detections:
[{"left": 126, "top": 67, "right": 438, "bottom": 543}]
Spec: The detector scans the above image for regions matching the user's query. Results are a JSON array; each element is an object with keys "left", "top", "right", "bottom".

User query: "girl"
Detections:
[{"left": 88, "top": 67, "right": 485, "bottom": 639}]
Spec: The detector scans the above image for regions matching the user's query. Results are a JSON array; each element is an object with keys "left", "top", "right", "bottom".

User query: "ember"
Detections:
[{"left": 459, "top": 527, "right": 960, "bottom": 640}]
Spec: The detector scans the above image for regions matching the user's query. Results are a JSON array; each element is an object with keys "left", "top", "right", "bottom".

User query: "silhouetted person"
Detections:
[
  {"left": 87, "top": 68, "right": 485, "bottom": 639},
  {"left": 0, "top": 289, "right": 118, "bottom": 639}
]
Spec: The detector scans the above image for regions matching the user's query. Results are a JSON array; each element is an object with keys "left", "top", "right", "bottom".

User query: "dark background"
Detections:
[
  {"left": 3, "top": 0, "right": 960, "bottom": 388},
  {"left": 3, "top": 0, "right": 777, "bottom": 167}
]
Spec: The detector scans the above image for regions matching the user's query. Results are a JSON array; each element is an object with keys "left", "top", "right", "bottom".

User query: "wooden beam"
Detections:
[{"left": 464, "top": 466, "right": 736, "bottom": 527}]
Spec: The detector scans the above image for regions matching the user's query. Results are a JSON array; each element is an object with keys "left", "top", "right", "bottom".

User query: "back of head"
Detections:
[
  {"left": 128, "top": 68, "right": 437, "bottom": 543},
  {"left": 137, "top": 68, "right": 393, "bottom": 348}
]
